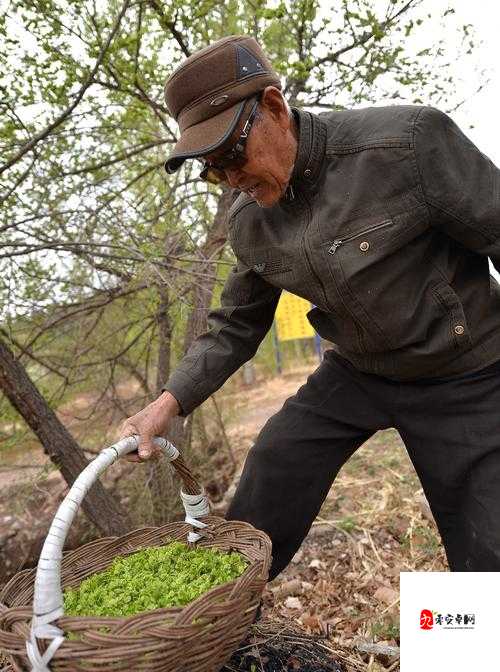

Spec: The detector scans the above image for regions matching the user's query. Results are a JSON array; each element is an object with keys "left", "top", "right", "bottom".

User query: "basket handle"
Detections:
[{"left": 28, "top": 435, "right": 210, "bottom": 670}]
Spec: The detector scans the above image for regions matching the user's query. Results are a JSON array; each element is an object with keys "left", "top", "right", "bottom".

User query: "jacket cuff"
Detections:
[{"left": 161, "top": 370, "right": 201, "bottom": 417}]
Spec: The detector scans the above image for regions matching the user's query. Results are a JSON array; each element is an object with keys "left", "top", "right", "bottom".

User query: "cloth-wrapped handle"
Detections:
[{"left": 27, "top": 435, "right": 210, "bottom": 672}]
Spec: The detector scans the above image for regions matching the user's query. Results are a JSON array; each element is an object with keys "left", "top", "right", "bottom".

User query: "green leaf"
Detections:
[{"left": 63, "top": 541, "right": 249, "bottom": 617}]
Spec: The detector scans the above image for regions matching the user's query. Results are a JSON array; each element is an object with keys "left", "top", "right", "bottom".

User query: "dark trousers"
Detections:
[{"left": 225, "top": 350, "right": 500, "bottom": 580}]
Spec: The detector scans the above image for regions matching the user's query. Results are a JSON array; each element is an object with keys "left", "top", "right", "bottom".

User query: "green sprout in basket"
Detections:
[{"left": 64, "top": 541, "right": 248, "bottom": 618}]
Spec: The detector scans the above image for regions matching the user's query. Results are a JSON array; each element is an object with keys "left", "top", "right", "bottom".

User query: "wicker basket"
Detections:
[{"left": 0, "top": 436, "right": 272, "bottom": 671}]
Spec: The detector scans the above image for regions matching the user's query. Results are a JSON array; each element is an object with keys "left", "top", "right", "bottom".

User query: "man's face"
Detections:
[{"left": 202, "top": 87, "right": 298, "bottom": 208}]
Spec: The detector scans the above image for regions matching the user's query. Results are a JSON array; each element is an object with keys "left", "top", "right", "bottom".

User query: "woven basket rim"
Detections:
[
  {"left": 1, "top": 516, "right": 271, "bottom": 617},
  {"left": 0, "top": 517, "right": 272, "bottom": 671}
]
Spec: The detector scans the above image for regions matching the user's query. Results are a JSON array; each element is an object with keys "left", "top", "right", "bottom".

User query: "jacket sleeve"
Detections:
[
  {"left": 414, "top": 106, "right": 500, "bottom": 272},
  {"left": 162, "top": 260, "right": 281, "bottom": 416}
]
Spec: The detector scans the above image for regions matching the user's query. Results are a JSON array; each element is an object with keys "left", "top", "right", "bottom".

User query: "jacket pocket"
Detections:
[
  {"left": 321, "top": 218, "right": 399, "bottom": 351},
  {"left": 326, "top": 218, "right": 394, "bottom": 257},
  {"left": 307, "top": 306, "right": 367, "bottom": 354},
  {"left": 322, "top": 213, "right": 451, "bottom": 352},
  {"left": 430, "top": 281, "right": 474, "bottom": 350}
]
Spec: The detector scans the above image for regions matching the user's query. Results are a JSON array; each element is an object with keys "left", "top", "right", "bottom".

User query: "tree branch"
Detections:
[{"left": 0, "top": 0, "right": 131, "bottom": 176}]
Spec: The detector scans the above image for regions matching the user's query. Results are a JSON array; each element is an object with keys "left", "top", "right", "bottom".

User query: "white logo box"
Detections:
[{"left": 400, "top": 572, "right": 500, "bottom": 671}]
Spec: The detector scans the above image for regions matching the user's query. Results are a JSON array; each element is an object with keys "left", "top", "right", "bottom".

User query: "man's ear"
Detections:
[{"left": 259, "top": 86, "right": 289, "bottom": 130}]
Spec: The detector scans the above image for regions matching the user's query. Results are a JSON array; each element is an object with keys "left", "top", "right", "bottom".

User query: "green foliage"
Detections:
[
  {"left": 336, "top": 516, "right": 358, "bottom": 533},
  {"left": 0, "top": 0, "right": 483, "bottom": 451},
  {"left": 63, "top": 541, "right": 248, "bottom": 617},
  {"left": 400, "top": 524, "right": 440, "bottom": 557},
  {"left": 370, "top": 618, "right": 400, "bottom": 641}
]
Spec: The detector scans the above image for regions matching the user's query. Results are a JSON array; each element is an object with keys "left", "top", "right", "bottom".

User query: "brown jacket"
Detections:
[{"left": 164, "top": 104, "right": 500, "bottom": 415}]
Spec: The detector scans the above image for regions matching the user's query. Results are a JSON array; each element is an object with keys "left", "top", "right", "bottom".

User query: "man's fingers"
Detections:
[
  {"left": 137, "top": 435, "right": 155, "bottom": 460},
  {"left": 117, "top": 422, "right": 142, "bottom": 461},
  {"left": 117, "top": 422, "right": 137, "bottom": 441},
  {"left": 118, "top": 422, "right": 160, "bottom": 462}
]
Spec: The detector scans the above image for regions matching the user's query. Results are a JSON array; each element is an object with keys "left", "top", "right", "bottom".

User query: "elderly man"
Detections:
[{"left": 120, "top": 35, "right": 500, "bottom": 580}]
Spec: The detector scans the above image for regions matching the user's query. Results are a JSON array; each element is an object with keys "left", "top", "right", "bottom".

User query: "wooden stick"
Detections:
[{"left": 355, "top": 641, "right": 400, "bottom": 657}]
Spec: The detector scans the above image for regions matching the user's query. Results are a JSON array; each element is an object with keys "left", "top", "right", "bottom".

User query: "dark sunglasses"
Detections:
[{"left": 198, "top": 97, "right": 260, "bottom": 185}]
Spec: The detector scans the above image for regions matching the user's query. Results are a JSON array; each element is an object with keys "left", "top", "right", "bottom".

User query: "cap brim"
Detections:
[{"left": 164, "top": 99, "right": 248, "bottom": 174}]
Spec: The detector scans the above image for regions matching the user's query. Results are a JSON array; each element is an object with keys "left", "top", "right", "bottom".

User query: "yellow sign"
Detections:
[{"left": 275, "top": 291, "right": 315, "bottom": 341}]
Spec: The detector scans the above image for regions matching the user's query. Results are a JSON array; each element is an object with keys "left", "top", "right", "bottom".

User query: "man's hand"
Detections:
[{"left": 118, "top": 391, "right": 181, "bottom": 462}]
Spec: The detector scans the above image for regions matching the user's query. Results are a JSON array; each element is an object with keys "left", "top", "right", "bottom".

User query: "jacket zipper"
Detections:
[
  {"left": 300, "top": 198, "right": 366, "bottom": 353},
  {"left": 328, "top": 218, "right": 392, "bottom": 255}
]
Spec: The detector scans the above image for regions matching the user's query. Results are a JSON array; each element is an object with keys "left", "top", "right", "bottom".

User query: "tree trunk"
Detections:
[
  {"left": 183, "top": 187, "right": 234, "bottom": 347},
  {"left": 0, "top": 335, "right": 130, "bottom": 536},
  {"left": 168, "top": 186, "right": 234, "bottom": 453},
  {"left": 144, "top": 254, "right": 180, "bottom": 525},
  {"left": 146, "top": 188, "right": 234, "bottom": 524},
  {"left": 155, "top": 284, "right": 171, "bottom": 394}
]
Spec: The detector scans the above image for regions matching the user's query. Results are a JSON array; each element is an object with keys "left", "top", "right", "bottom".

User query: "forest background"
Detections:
[{"left": 0, "top": 0, "right": 497, "bottom": 598}]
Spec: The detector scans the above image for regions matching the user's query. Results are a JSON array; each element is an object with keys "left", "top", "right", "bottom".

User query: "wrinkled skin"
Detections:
[
  {"left": 118, "top": 392, "right": 180, "bottom": 462},
  {"left": 206, "top": 86, "right": 299, "bottom": 208}
]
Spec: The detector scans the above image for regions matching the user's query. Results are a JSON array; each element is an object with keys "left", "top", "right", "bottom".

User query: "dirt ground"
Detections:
[
  {"left": 0, "top": 362, "right": 447, "bottom": 671},
  {"left": 217, "top": 363, "right": 448, "bottom": 671}
]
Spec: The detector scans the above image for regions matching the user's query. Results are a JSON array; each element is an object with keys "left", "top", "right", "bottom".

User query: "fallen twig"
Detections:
[{"left": 355, "top": 641, "right": 400, "bottom": 658}]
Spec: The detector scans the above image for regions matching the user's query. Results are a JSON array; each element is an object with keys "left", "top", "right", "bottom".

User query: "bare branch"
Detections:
[
  {"left": 0, "top": 0, "right": 132, "bottom": 176},
  {"left": 59, "top": 139, "right": 169, "bottom": 177},
  {"left": 147, "top": 0, "right": 191, "bottom": 57},
  {"left": 0, "top": 327, "right": 70, "bottom": 382},
  {"left": 311, "top": 0, "right": 419, "bottom": 70}
]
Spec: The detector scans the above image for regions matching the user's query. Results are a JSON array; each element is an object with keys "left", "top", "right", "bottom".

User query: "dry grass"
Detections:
[
  {"left": 220, "top": 363, "right": 448, "bottom": 672},
  {"left": 1, "top": 362, "right": 448, "bottom": 671}
]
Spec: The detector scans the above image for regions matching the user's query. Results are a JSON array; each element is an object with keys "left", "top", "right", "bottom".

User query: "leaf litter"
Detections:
[{"left": 217, "top": 365, "right": 449, "bottom": 671}]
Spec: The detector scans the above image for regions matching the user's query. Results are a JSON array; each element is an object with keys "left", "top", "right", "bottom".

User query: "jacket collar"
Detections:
[{"left": 283, "top": 107, "right": 327, "bottom": 202}]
